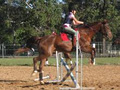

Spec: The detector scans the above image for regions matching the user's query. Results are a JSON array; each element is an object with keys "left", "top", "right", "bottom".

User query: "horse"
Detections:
[
  {"left": 14, "top": 36, "right": 72, "bottom": 70},
  {"left": 15, "top": 20, "right": 112, "bottom": 84}
]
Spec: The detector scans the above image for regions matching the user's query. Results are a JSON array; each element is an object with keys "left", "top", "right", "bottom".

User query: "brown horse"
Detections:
[
  {"left": 14, "top": 36, "right": 72, "bottom": 72},
  {"left": 15, "top": 20, "right": 112, "bottom": 84}
]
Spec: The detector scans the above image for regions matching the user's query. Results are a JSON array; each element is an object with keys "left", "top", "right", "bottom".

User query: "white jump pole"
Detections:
[
  {"left": 60, "top": 58, "right": 77, "bottom": 85},
  {"left": 56, "top": 51, "right": 60, "bottom": 81},
  {"left": 34, "top": 75, "right": 50, "bottom": 81},
  {"left": 60, "top": 56, "right": 63, "bottom": 80},
  {"left": 59, "top": 52, "right": 63, "bottom": 80},
  {"left": 76, "top": 31, "right": 80, "bottom": 88},
  {"left": 46, "top": 52, "right": 64, "bottom": 84},
  {"left": 92, "top": 43, "right": 96, "bottom": 65},
  {"left": 60, "top": 31, "right": 80, "bottom": 89},
  {"left": 77, "top": 31, "right": 83, "bottom": 90},
  {"left": 56, "top": 51, "right": 63, "bottom": 81},
  {"left": 60, "top": 31, "right": 95, "bottom": 90}
]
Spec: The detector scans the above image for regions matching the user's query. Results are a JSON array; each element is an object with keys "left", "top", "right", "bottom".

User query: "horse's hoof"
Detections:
[
  {"left": 45, "top": 61, "right": 49, "bottom": 66},
  {"left": 40, "top": 81, "right": 44, "bottom": 85},
  {"left": 58, "top": 82, "right": 62, "bottom": 85},
  {"left": 70, "top": 61, "right": 73, "bottom": 65},
  {"left": 32, "top": 71, "right": 38, "bottom": 76}
]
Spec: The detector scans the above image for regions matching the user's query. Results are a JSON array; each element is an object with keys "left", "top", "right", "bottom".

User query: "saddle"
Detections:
[
  {"left": 60, "top": 28, "right": 80, "bottom": 47},
  {"left": 52, "top": 28, "right": 80, "bottom": 49},
  {"left": 60, "top": 32, "right": 72, "bottom": 41}
]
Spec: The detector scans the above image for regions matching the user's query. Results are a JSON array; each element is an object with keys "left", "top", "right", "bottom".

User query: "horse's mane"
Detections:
[
  {"left": 87, "top": 21, "right": 100, "bottom": 26},
  {"left": 82, "top": 21, "right": 101, "bottom": 29}
]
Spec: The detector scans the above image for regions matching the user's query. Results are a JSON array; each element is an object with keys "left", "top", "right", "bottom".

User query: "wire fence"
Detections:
[{"left": 0, "top": 42, "right": 120, "bottom": 58}]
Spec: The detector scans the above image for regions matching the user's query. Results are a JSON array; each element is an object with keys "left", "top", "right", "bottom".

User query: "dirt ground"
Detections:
[{"left": 0, "top": 65, "right": 120, "bottom": 90}]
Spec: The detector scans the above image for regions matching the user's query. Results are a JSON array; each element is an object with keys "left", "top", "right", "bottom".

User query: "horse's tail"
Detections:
[{"left": 14, "top": 47, "right": 30, "bottom": 55}]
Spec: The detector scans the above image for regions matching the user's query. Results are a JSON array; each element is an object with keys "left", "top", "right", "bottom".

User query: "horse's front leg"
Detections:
[
  {"left": 39, "top": 58, "right": 46, "bottom": 84},
  {"left": 81, "top": 44, "right": 96, "bottom": 65},
  {"left": 90, "top": 48, "right": 96, "bottom": 65},
  {"left": 32, "top": 57, "right": 39, "bottom": 76}
]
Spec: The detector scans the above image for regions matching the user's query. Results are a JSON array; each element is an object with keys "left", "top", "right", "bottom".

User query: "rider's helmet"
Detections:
[{"left": 68, "top": 3, "right": 77, "bottom": 12}]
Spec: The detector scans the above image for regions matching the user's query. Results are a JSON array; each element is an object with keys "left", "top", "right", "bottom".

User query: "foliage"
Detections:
[
  {"left": 31, "top": 0, "right": 62, "bottom": 35},
  {"left": 0, "top": 0, "right": 120, "bottom": 44},
  {"left": 63, "top": 0, "right": 120, "bottom": 41},
  {"left": 0, "top": 0, "right": 62, "bottom": 44}
]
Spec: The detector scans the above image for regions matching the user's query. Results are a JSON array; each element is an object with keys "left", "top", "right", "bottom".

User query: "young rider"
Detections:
[{"left": 63, "top": 7, "right": 84, "bottom": 47}]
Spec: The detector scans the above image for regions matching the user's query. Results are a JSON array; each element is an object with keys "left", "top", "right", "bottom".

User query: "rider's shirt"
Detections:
[{"left": 63, "top": 12, "right": 74, "bottom": 27}]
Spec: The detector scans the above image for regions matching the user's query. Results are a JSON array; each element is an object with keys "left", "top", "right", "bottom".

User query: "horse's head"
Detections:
[{"left": 100, "top": 20, "right": 113, "bottom": 40}]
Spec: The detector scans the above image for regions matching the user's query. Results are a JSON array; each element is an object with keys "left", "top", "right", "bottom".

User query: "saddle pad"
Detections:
[
  {"left": 60, "top": 33, "right": 70, "bottom": 41},
  {"left": 75, "top": 28, "right": 80, "bottom": 39}
]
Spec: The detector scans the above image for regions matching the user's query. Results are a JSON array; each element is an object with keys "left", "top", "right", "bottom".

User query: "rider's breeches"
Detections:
[{"left": 64, "top": 27, "right": 77, "bottom": 36}]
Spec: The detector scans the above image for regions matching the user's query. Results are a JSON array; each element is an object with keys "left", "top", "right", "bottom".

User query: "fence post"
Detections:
[{"left": 2, "top": 43, "right": 4, "bottom": 58}]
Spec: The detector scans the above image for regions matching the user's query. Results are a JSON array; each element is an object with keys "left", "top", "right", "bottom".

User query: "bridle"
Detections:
[
  {"left": 101, "top": 22, "right": 112, "bottom": 40},
  {"left": 101, "top": 23, "right": 108, "bottom": 37}
]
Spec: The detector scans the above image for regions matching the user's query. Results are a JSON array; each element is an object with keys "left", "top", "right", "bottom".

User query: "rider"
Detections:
[{"left": 63, "top": 6, "right": 84, "bottom": 47}]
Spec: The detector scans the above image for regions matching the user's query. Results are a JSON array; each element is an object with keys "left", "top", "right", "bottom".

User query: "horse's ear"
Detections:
[{"left": 102, "top": 19, "right": 108, "bottom": 24}]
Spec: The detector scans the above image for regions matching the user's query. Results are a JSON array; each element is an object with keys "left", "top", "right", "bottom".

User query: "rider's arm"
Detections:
[{"left": 72, "top": 17, "right": 84, "bottom": 25}]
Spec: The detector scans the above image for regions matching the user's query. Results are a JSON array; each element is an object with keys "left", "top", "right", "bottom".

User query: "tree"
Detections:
[
  {"left": 62, "top": 0, "right": 120, "bottom": 40},
  {"left": 31, "top": 0, "right": 62, "bottom": 34},
  {"left": 61, "top": 0, "right": 120, "bottom": 54},
  {"left": 0, "top": 0, "right": 63, "bottom": 44},
  {"left": 0, "top": 0, "right": 120, "bottom": 45},
  {"left": 0, "top": 1, "right": 36, "bottom": 44}
]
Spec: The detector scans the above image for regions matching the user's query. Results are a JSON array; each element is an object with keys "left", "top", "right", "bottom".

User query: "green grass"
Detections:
[
  {"left": 95, "top": 57, "right": 120, "bottom": 65},
  {"left": 0, "top": 57, "right": 33, "bottom": 66},
  {"left": 0, "top": 57, "right": 119, "bottom": 66}
]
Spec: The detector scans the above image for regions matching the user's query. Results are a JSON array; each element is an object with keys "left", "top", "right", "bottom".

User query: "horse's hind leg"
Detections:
[
  {"left": 39, "top": 58, "right": 46, "bottom": 84},
  {"left": 64, "top": 53, "right": 72, "bottom": 65},
  {"left": 32, "top": 57, "right": 39, "bottom": 76},
  {"left": 45, "top": 58, "right": 49, "bottom": 65}
]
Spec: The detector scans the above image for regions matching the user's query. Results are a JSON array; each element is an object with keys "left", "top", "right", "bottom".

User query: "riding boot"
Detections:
[{"left": 72, "top": 36, "right": 76, "bottom": 51}]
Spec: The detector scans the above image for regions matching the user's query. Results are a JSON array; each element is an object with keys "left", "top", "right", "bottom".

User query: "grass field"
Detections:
[{"left": 0, "top": 57, "right": 120, "bottom": 66}]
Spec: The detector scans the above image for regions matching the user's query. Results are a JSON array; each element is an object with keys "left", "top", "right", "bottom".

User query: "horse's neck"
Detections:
[{"left": 89, "top": 23, "right": 101, "bottom": 37}]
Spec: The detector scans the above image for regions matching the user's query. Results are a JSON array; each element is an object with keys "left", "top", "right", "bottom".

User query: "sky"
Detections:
[{"left": 59, "top": 0, "right": 63, "bottom": 2}]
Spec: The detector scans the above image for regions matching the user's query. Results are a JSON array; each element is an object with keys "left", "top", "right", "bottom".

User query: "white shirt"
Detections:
[{"left": 64, "top": 12, "right": 75, "bottom": 27}]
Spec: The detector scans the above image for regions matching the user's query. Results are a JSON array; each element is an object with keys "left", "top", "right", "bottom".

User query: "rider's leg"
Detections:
[
  {"left": 64, "top": 27, "right": 76, "bottom": 35},
  {"left": 64, "top": 27, "right": 77, "bottom": 47}
]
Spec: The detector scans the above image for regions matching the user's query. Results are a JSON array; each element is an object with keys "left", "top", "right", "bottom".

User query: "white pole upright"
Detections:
[
  {"left": 92, "top": 43, "right": 96, "bottom": 65},
  {"left": 60, "top": 53, "right": 63, "bottom": 80},
  {"left": 76, "top": 31, "right": 80, "bottom": 88},
  {"left": 56, "top": 51, "right": 59, "bottom": 81},
  {"left": 79, "top": 43, "right": 83, "bottom": 90},
  {"left": 77, "top": 31, "right": 83, "bottom": 90}
]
